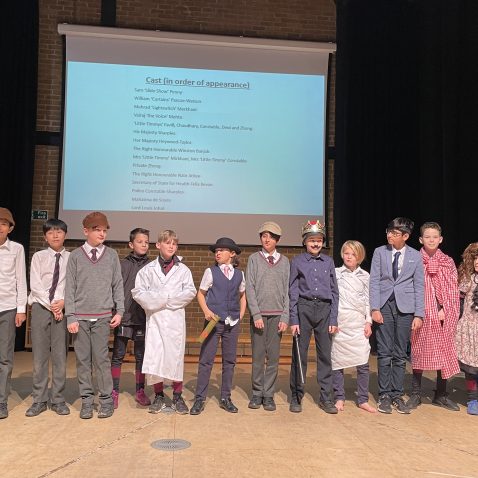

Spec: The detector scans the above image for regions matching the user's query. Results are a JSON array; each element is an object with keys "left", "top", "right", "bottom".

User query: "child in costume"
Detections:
[
  {"left": 332, "top": 240, "right": 376, "bottom": 413},
  {"left": 246, "top": 221, "right": 289, "bottom": 412},
  {"left": 190, "top": 237, "right": 246, "bottom": 415},
  {"left": 111, "top": 228, "right": 150, "bottom": 408},
  {"left": 407, "top": 222, "right": 460, "bottom": 411},
  {"left": 65, "top": 212, "right": 124, "bottom": 419},
  {"left": 0, "top": 207, "right": 27, "bottom": 419},
  {"left": 132, "top": 230, "right": 196, "bottom": 414},
  {"left": 455, "top": 242, "right": 478, "bottom": 415},
  {"left": 370, "top": 217, "right": 425, "bottom": 415},
  {"left": 27, "top": 219, "right": 70, "bottom": 417},
  {"left": 289, "top": 220, "right": 339, "bottom": 414}
]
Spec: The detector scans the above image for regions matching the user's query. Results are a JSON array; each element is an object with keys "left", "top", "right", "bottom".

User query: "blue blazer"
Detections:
[{"left": 369, "top": 244, "right": 425, "bottom": 317}]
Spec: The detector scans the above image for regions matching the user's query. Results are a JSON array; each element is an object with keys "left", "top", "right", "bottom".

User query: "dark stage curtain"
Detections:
[
  {"left": 0, "top": 2, "right": 39, "bottom": 349},
  {"left": 335, "top": 0, "right": 478, "bottom": 267}
]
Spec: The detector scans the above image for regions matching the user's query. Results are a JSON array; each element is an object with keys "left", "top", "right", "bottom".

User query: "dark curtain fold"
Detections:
[
  {"left": 0, "top": 1, "right": 39, "bottom": 349},
  {"left": 335, "top": 0, "right": 478, "bottom": 267}
]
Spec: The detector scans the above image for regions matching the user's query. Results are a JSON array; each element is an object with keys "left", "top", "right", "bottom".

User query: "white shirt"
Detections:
[
  {"left": 199, "top": 265, "right": 246, "bottom": 293},
  {"left": 260, "top": 249, "right": 280, "bottom": 263},
  {"left": 392, "top": 245, "right": 406, "bottom": 276},
  {"left": 28, "top": 247, "right": 70, "bottom": 310},
  {"left": 83, "top": 242, "right": 105, "bottom": 260},
  {"left": 0, "top": 239, "right": 27, "bottom": 313}
]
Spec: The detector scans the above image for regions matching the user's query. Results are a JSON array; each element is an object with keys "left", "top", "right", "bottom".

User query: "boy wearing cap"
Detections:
[
  {"left": 289, "top": 220, "right": 339, "bottom": 414},
  {"left": 190, "top": 237, "right": 246, "bottom": 415},
  {"left": 369, "top": 217, "right": 424, "bottom": 414},
  {"left": 0, "top": 207, "right": 27, "bottom": 419},
  {"left": 65, "top": 212, "right": 124, "bottom": 419},
  {"left": 26, "top": 219, "right": 70, "bottom": 417},
  {"left": 246, "top": 222, "right": 289, "bottom": 411}
]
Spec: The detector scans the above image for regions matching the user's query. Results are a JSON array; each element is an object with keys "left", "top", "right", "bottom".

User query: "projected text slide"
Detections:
[{"left": 63, "top": 62, "right": 325, "bottom": 216}]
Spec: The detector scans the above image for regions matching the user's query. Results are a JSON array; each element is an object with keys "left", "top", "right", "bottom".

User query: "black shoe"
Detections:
[
  {"left": 50, "top": 402, "right": 70, "bottom": 416},
  {"left": 0, "top": 403, "right": 8, "bottom": 419},
  {"left": 220, "top": 398, "right": 238, "bottom": 413},
  {"left": 80, "top": 403, "right": 94, "bottom": 419},
  {"left": 289, "top": 396, "right": 302, "bottom": 413},
  {"left": 248, "top": 396, "right": 262, "bottom": 409},
  {"left": 262, "top": 397, "right": 276, "bottom": 412},
  {"left": 190, "top": 398, "right": 205, "bottom": 415},
  {"left": 406, "top": 393, "right": 422, "bottom": 410},
  {"left": 432, "top": 394, "right": 460, "bottom": 411},
  {"left": 392, "top": 397, "right": 411, "bottom": 414},
  {"left": 149, "top": 393, "right": 166, "bottom": 414},
  {"left": 98, "top": 403, "right": 114, "bottom": 419},
  {"left": 172, "top": 394, "right": 189, "bottom": 415},
  {"left": 318, "top": 400, "right": 338, "bottom": 414},
  {"left": 377, "top": 395, "right": 392, "bottom": 414},
  {"left": 25, "top": 402, "right": 48, "bottom": 417}
]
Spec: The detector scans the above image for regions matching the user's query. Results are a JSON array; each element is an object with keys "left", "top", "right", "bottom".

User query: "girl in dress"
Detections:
[
  {"left": 332, "top": 240, "right": 376, "bottom": 413},
  {"left": 455, "top": 242, "right": 478, "bottom": 415}
]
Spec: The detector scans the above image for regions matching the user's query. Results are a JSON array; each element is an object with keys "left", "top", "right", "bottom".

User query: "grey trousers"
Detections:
[
  {"left": 73, "top": 317, "right": 113, "bottom": 405},
  {"left": 251, "top": 315, "right": 282, "bottom": 398},
  {"left": 0, "top": 309, "right": 16, "bottom": 404},
  {"left": 30, "top": 303, "right": 68, "bottom": 404}
]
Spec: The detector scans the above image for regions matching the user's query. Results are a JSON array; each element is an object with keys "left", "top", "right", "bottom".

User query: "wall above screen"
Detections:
[{"left": 58, "top": 24, "right": 335, "bottom": 245}]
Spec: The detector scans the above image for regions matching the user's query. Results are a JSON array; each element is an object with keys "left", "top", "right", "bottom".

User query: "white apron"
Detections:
[
  {"left": 132, "top": 259, "right": 196, "bottom": 384},
  {"left": 331, "top": 266, "right": 371, "bottom": 370}
]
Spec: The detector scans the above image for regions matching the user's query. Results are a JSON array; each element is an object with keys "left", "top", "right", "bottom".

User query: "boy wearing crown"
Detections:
[{"left": 289, "top": 220, "right": 339, "bottom": 414}]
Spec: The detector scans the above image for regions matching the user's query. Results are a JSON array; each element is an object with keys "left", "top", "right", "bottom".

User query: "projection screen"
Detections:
[{"left": 58, "top": 24, "right": 335, "bottom": 245}]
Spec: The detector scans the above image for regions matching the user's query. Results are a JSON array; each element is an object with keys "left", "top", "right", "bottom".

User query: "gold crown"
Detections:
[{"left": 302, "top": 219, "right": 326, "bottom": 237}]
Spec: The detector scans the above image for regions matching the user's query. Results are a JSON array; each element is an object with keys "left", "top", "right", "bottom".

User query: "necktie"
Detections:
[
  {"left": 267, "top": 255, "right": 274, "bottom": 265},
  {"left": 49, "top": 253, "right": 61, "bottom": 302},
  {"left": 91, "top": 248, "right": 98, "bottom": 261},
  {"left": 223, "top": 266, "right": 230, "bottom": 278},
  {"left": 392, "top": 251, "right": 401, "bottom": 280}
]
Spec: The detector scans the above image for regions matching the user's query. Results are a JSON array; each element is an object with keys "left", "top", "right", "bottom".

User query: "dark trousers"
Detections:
[
  {"left": 0, "top": 309, "right": 16, "bottom": 404},
  {"left": 250, "top": 315, "right": 282, "bottom": 398},
  {"left": 332, "top": 364, "right": 370, "bottom": 405},
  {"left": 376, "top": 296, "right": 413, "bottom": 399},
  {"left": 30, "top": 303, "right": 68, "bottom": 404},
  {"left": 290, "top": 298, "right": 333, "bottom": 403},
  {"left": 111, "top": 334, "right": 145, "bottom": 372},
  {"left": 195, "top": 321, "right": 240, "bottom": 400},
  {"left": 73, "top": 317, "right": 113, "bottom": 406}
]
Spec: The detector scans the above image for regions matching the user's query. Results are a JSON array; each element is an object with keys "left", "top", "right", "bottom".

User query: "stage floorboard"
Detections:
[{"left": 1, "top": 352, "right": 477, "bottom": 478}]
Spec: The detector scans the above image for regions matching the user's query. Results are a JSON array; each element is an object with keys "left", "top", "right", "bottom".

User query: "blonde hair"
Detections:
[
  {"left": 340, "top": 240, "right": 366, "bottom": 265},
  {"left": 157, "top": 229, "right": 178, "bottom": 244}
]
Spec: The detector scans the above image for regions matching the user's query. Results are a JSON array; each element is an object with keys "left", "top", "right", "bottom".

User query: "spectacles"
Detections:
[{"left": 385, "top": 229, "right": 403, "bottom": 237}]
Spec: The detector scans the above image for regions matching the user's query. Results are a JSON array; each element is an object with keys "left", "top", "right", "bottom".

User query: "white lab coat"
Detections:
[
  {"left": 331, "top": 266, "right": 372, "bottom": 370},
  {"left": 132, "top": 258, "right": 196, "bottom": 384}
]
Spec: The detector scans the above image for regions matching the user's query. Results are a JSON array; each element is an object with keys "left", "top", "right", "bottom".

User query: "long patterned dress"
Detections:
[{"left": 455, "top": 273, "right": 478, "bottom": 375}]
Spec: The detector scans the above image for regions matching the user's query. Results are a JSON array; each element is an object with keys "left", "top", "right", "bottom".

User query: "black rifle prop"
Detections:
[{"left": 293, "top": 332, "right": 305, "bottom": 386}]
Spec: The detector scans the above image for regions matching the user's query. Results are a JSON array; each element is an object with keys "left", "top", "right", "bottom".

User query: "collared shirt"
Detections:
[
  {"left": 260, "top": 249, "right": 280, "bottom": 263},
  {"left": 199, "top": 265, "right": 246, "bottom": 292},
  {"left": 28, "top": 247, "right": 70, "bottom": 310},
  {"left": 392, "top": 245, "right": 406, "bottom": 276},
  {"left": 82, "top": 242, "right": 105, "bottom": 260},
  {"left": 0, "top": 239, "right": 27, "bottom": 313},
  {"left": 289, "top": 252, "right": 339, "bottom": 326}
]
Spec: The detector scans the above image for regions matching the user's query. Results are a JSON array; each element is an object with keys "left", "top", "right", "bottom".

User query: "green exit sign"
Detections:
[{"left": 31, "top": 210, "right": 48, "bottom": 220}]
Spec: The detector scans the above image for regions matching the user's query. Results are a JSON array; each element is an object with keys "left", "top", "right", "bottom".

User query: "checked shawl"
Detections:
[{"left": 410, "top": 248, "right": 460, "bottom": 379}]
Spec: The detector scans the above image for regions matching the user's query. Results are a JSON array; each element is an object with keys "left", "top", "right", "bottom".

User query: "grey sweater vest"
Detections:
[
  {"left": 245, "top": 252, "right": 290, "bottom": 324},
  {"left": 65, "top": 246, "right": 125, "bottom": 325}
]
